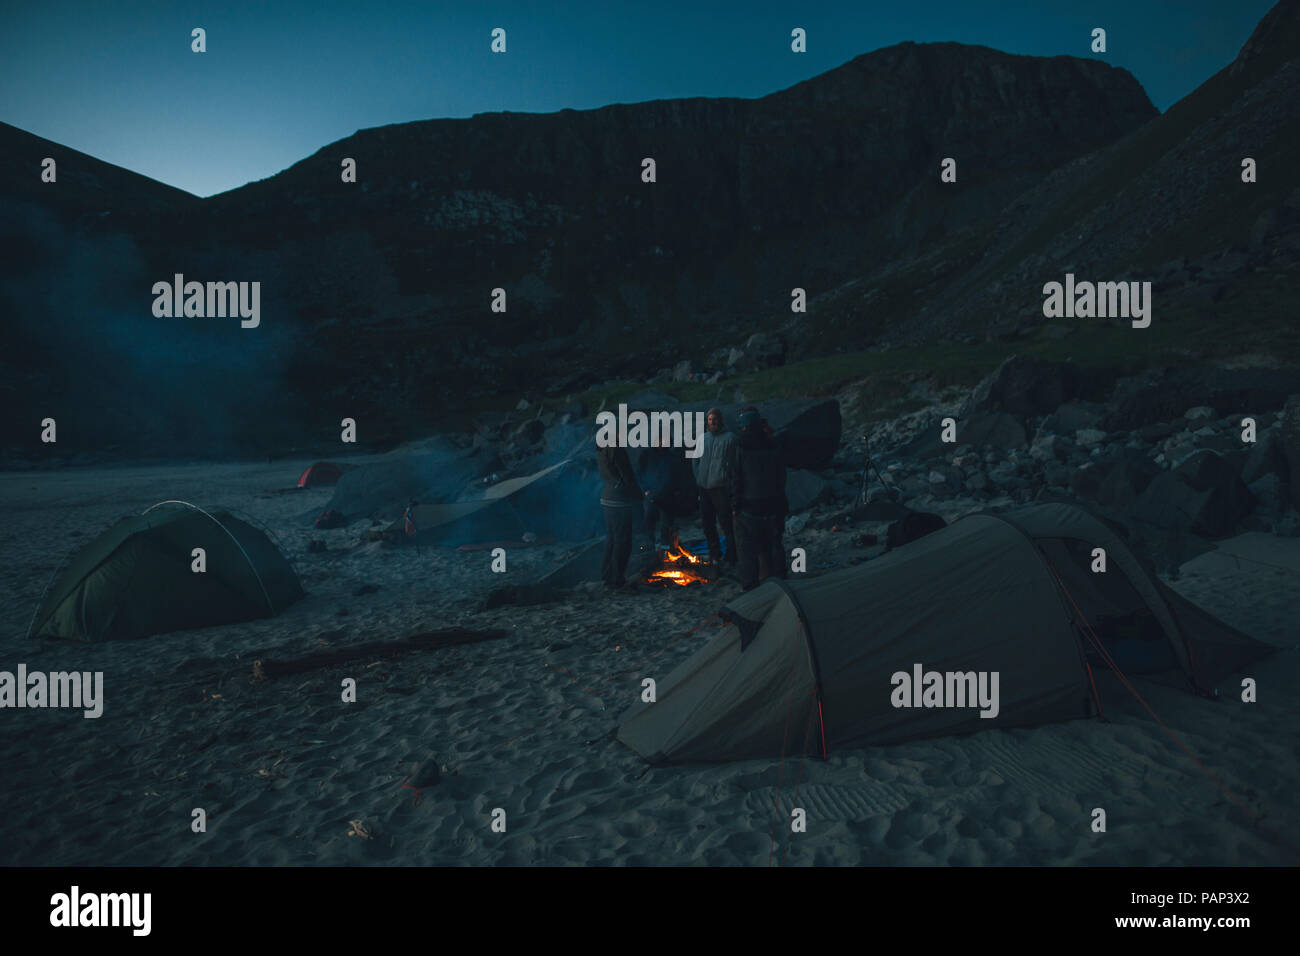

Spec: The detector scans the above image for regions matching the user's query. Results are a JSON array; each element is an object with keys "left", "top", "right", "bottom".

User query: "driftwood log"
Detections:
[{"left": 251, "top": 628, "right": 507, "bottom": 680}]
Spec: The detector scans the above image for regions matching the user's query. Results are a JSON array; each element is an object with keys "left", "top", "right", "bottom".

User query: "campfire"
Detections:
[{"left": 647, "top": 539, "right": 713, "bottom": 587}]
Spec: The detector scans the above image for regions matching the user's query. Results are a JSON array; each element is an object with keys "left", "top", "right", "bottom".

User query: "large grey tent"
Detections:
[
  {"left": 617, "top": 503, "right": 1272, "bottom": 764},
  {"left": 30, "top": 501, "right": 303, "bottom": 641}
]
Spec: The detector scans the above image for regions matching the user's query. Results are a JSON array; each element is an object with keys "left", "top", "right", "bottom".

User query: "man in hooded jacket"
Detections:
[{"left": 728, "top": 407, "right": 787, "bottom": 590}]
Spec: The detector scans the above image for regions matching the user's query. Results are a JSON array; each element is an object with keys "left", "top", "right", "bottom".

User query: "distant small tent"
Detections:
[
  {"left": 297, "top": 461, "right": 353, "bottom": 488},
  {"left": 617, "top": 503, "right": 1272, "bottom": 764},
  {"left": 30, "top": 501, "right": 303, "bottom": 641}
]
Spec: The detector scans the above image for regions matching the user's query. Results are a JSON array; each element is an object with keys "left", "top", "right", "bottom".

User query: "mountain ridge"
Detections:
[{"left": 4, "top": 6, "right": 1297, "bottom": 461}]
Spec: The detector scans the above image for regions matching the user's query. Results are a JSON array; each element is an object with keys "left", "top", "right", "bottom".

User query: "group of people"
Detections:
[{"left": 598, "top": 406, "right": 788, "bottom": 592}]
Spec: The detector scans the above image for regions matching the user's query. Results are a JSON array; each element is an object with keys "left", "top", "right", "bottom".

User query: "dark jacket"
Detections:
[
  {"left": 730, "top": 428, "right": 787, "bottom": 517},
  {"left": 598, "top": 445, "right": 643, "bottom": 506},
  {"left": 638, "top": 447, "right": 699, "bottom": 515}
]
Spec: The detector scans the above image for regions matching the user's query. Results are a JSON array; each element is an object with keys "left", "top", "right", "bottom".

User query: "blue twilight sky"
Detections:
[{"left": 0, "top": 0, "right": 1278, "bottom": 197}]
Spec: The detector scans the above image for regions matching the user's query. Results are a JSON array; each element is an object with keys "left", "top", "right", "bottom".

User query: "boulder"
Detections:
[
  {"left": 1043, "top": 462, "right": 1074, "bottom": 488},
  {"left": 1133, "top": 450, "right": 1256, "bottom": 539},
  {"left": 786, "top": 469, "right": 831, "bottom": 514},
  {"left": 1068, "top": 462, "right": 1103, "bottom": 499},
  {"left": 1174, "top": 449, "right": 1253, "bottom": 499},
  {"left": 1038, "top": 401, "right": 1104, "bottom": 435},
  {"left": 677, "top": 398, "right": 842, "bottom": 470},
  {"left": 1283, "top": 395, "right": 1300, "bottom": 509},
  {"left": 892, "top": 411, "right": 1025, "bottom": 461},
  {"left": 736, "top": 333, "right": 786, "bottom": 370},
  {"left": 963, "top": 356, "right": 1082, "bottom": 419},
  {"left": 885, "top": 511, "right": 948, "bottom": 550},
  {"left": 989, "top": 460, "right": 1021, "bottom": 484},
  {"left": 1096, "top": 456, "right": 1160, "bottom": 508},
  {"left": 964, "top": 412, "right": 1028, "bottom": 449},
  {"left": 1240, "top": 428, "right": 1290, "bottom": 485},
  {"left": 1247, "top": 474, "right": 1286, "bottom": 514},
  {"left": 1102, "top": 368, "right": 1300, "bottom": 431},
  {"left": 1134, "top": 473, "right": 1218, "bottom": 537},
  {"left": 1137, "top": 421, "right": 1182, "bottom": 442}
]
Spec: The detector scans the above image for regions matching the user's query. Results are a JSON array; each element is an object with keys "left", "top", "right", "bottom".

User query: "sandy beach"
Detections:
[{"left": 1, "top": 456, "right": 1295, "bottom": 867}]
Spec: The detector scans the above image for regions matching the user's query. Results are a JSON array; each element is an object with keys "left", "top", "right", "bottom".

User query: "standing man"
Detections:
[
  {"left": 693, "top": 407, "right": 737, "bottom": 568},
  {"left": 729, "top": 407, "right": 788, "bottom": 591},
  {"left": 598, "top": 440, "right": 643, "bottom": 590},
  {"left": 639, "top": 446, "right": 695, "bottom": 549}
]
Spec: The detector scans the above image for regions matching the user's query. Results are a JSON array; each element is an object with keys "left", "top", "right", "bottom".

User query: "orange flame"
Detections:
[{"left": 649, "top": 540, "right": 710, "bottom": 586}]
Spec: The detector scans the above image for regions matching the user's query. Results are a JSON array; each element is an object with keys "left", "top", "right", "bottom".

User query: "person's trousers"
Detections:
[
  {"left": 734, "top": 511, "right": 786, "bottom": 590},
  {"left": 602, "top": 503, "right": 638, "bottom": 587},
  {"left": 644, "top": 499, "right": 680, "bottom": 545},
  {"left": 699, "top": 486, "right": 735, "bottom": 563}
]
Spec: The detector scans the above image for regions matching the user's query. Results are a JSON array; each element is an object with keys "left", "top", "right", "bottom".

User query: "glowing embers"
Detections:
[{"left": 646, "top": 540, "right": 712, "bottom": 588}]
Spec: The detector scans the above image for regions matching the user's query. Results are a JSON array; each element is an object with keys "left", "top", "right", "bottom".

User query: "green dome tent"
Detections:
[
  {"left": 30, "top": 501, "right": 303, "bottom": 641},
  {"left": 617, "top": 503, "right": 1274, "bottom": 764}
]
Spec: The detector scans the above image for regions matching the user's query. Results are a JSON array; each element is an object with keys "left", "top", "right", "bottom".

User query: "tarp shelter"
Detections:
[
  {"left": 322, "top": 438, "right": 492, "bottom": 522},
  {"left": 297, "top": 461, "right": 354, "bottom": 488},
  {"left": 392, "top": 457, "right": 599, "bottom": 544},
  {"left": 30, "top": 502, "right": 303, "bottom": 641},
  {"left": 617, "top": 503, "right": 1272, "bottom": 764}
]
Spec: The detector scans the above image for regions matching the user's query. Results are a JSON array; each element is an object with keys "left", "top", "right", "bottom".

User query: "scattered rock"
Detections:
[
  {"left": 1274, "top": 512, "right": 1300, "bottom": 537},
  {"left": 1038, "top": 401, "right": 1103, "bottom": 435},
  {"left": 1241, "top": 427, "right": 1291, "bottom": 485},
  {"left": 964, "top": 412, "right": 1028, "bottom": 449}
]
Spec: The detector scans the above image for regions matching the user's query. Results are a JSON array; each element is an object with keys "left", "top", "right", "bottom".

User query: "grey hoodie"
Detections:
[{"left": 692, "top": 429, "right": 736, "bottom": 490}]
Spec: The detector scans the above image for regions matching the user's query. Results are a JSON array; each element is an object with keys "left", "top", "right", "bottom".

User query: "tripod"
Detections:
[{"left": 857, "top": 433, "right": 902, "bottom": 509}]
